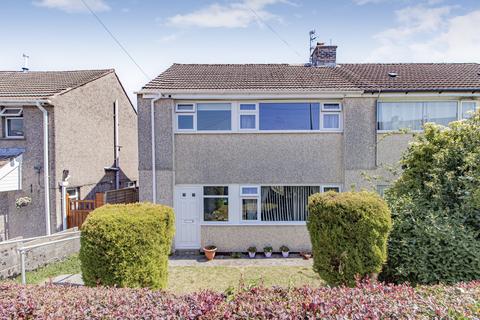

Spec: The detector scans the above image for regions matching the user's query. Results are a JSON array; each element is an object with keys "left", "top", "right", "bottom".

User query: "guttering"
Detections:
[
  {"left": 137, "top": 89, "right": 365, "bottom": 100},
  {"left": 0, "top": 99, "right": 51, "bottom": 235},
  {"left": 150, "top": 94, "right": 162, "bottom": 203}
]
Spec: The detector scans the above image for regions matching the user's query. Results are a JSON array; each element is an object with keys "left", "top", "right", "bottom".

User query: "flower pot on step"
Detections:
[{"left": 248, "top": 252, "right": 256, "bottom": 258}]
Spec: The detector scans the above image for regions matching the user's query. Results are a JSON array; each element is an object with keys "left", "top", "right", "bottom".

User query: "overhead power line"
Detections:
[
  {"left": 246, "top": 5, "right": 303, "bottom": 59},
  {"left": 80, "top": 0, "right": 151, "bottom": 80}
]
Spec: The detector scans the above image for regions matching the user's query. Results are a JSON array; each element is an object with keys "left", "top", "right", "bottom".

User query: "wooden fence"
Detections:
[{"left": 66, "top": 188, "right": 138, "bottom": 229}]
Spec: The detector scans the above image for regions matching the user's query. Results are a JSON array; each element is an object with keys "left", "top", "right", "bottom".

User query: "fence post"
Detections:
[
  {"left": 95, "top": 192, "right": 105, "bottom": 208},
  {"left": 20, "top": 250, "right": 26, "bottom": 285},
  {"left": 66, "top": 193, "right": 70, "bottom": 229}
]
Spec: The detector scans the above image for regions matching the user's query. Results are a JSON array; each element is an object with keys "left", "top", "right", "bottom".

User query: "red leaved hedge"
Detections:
[{"left": 1, "top": 281, "right": 478, "bottom": 319}]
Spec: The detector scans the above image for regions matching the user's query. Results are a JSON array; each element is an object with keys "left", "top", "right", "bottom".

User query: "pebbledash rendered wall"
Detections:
[
  {"left": 137, "top": 96, "right": 409, "bottom": 252},
  {"left": 0, "top": 105, "right": 56, "bottom": 241}
]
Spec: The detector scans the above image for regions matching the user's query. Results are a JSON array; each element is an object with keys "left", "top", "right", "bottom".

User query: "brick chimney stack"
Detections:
[{"left": 311, "top": 42, "right": 337, "bottom": 67}]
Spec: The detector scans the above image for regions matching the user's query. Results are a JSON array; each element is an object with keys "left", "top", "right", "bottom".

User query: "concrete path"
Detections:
[{"left": 50, "top": 254, "right": 313, "bottom": 286}]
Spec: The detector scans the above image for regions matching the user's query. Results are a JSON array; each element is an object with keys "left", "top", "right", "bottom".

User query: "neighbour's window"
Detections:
[
  {"left": 424, "top": 102, "right": 457, "bottom": 126},
  {"left": 0, "top": 108, "right": 24, "bottom": 138},
  {"left": 66, "top": 187, "right": 80, "bottom": 200},
  {"left": 239, "top": 103, "right": 257, "bottom": 130},
  {"left": 259, "top": 103, "right": 320, "bottom": 130},
  {"left": 203, "top": 186, "right": 229, "bottom": 221},
  {"left": 377, "top": 101, "right": 458, "bottom": 131},
  {"left": 461, "top": 101, "right": 477, "bottom": 119},
  {"left": 197, "top": 103, "right": 231, "bottom": 131}
]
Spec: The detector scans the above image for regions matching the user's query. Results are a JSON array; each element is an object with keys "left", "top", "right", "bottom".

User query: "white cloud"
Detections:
[
  {"left": 353, "top": 0, "right": 386, "bottom": 5},
  {"left": 33, "top": 0, "right": 110, "bottom": 13},
  {"left": 166, "top": 0, "right": 289, "bottom": 28},
  {"left": 368, "top": 4, "right": 480, "bottom": 62}
]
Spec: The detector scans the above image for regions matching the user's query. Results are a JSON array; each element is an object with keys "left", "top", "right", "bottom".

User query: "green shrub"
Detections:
[
  {"left": 381, "top": 208, "right": 480, "bottom": 285},
  {"left": 79, "top": 202, "right": 175, "bottom": 289},
  {"left": 307, "top": 191, "right": 392, "bottom": 287},
  {"left": 383, "top": 113, "right": 480, "bottom": 284}
]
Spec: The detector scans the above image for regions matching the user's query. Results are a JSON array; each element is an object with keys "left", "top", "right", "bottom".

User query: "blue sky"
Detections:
[{"left": 1, "top": 0, "right": 480, "bottom": 102}]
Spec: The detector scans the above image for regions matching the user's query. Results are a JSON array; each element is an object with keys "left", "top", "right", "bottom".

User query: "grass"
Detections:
[
  {"left": 14, "top": 254, "right": 81, "bottom": 285},
  {"left": 9, "top": 255, "right": 323, "bottom": 293}
]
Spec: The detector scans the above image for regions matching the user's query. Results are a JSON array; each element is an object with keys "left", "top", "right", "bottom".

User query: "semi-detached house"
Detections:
[{"left": 137, "top": 43, "right": 480, "bottom": 252}]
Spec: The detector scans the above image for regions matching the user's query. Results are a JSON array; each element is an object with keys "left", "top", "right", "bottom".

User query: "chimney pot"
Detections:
[{"left": 311, "top": 42, "right": 337, "bottom": 67}]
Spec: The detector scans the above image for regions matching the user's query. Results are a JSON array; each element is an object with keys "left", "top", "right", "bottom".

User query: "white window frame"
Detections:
[
  {"left": 321, "top": 112, "right": 343, "bottom": 131},
  {"left": 174, "top": 100, "right": 344, "bottom": 134},
  {"left": 460, "top": 100, "right": 478, "bottom": 119},
  {"left": 175, "top": 103, "right": 195, "bottom": 113},
  {"left": 202, "top": 186, "right": 230, "bottom": 223},
  {"left": 238, "top": 103, "right": 258, "bottom": 131},
  {"left": 320, "top": 102, "right": 342, "bottom": 131},
  {"left": 0, "top": 108, "right": 23, "bottom": 117},
  {"left": 176, "top": 113, "right": 196, "bottom": 131},
  {"left": 5, "top": 117, "right": 24, "bottom": 138},
  {"left": 321, "top": 103, "right": 342, "bottom": 112}
]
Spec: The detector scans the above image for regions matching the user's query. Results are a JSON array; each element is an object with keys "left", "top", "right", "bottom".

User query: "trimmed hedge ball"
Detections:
[
  {"left": 80, "top": 202, "right": 175, "bottom": 289},
  {"left": 307, "top": 191, "right": 392, "bottom": 287}
]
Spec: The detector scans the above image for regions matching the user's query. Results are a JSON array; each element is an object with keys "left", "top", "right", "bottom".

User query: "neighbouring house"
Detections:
[
  {"left": 137, "top": 43, "right": 480, "bottom": 252},
  {"left": 0, "top": 69, "right": 138, "bottom": 240}
]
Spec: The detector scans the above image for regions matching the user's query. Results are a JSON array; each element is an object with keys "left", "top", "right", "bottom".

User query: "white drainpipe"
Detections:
[
  {"left": 35, "top": 102, "right": 51, "bottom": 235},
  {"left": 150, "top": 95, "right": 162, "bottom": 203}
]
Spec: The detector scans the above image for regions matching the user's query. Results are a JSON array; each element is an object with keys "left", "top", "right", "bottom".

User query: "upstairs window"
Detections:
[
  {"left": 259, "top": 103, "right": 320, "bottom": 130},
  {"left": 197, "top": 103, "right": 231, "bottom": 131},
  {"left": 0, "top": 108, "right": 24, "bottom": 138},
  {"left": 321, "top": 103, "right": 342, "bottom": 130},
  {"left": 239, "top": 103, "right": 257, "bottom": 130}
]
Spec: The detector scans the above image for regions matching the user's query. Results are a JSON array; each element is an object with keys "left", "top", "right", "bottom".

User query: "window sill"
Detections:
[
  {"left": 175, "top": 130, "right": 343, "bottom": 134},
  {"left": 0, "top": 137, "right": 26, "bottom": 141},
  {"left": 201, "top": 222, "right": 307, "bottom": 226}
]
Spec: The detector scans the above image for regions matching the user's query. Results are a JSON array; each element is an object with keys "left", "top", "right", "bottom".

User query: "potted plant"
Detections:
[
  {"left": 203, "top": 245, "right": 217, "bottom": 261},
  {"left": 300, "top": 251, "right": 312, "bottom": 260},
  {"left": 247, "top": 246, "right": 257, "bottom": 258},
  {"left": 263, "top": 246, "right": 273, "bottom": 258},
  {"left": 280, "top": 245, "right": 290, "bottom": 258}
]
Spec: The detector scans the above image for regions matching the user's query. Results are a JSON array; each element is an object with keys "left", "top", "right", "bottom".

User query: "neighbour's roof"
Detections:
[
  {"left": 0, "top": 69, "right": 114, "bottom": 100},
  {"left": 143, "top": 63, "right": 480, "bottom": 93}
]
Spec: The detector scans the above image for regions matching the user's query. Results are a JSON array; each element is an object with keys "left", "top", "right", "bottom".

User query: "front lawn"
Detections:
[{"left": 12, "top": 254, "right": 323, "bottom": 293}]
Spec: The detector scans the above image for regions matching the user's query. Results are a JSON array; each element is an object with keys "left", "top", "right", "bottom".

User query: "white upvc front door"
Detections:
[{"left": 174, "top": 187, "right": 201, "bottom": 249}]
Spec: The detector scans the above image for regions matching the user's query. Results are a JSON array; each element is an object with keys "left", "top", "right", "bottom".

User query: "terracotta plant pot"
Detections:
[{"left": 203, "top": 246, "right": 217, "bottom": 260}]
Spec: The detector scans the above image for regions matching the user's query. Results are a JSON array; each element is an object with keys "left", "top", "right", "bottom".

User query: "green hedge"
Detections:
[
  {"left": 307, "top": 191, "right": 392, "bottom": 287},
  {"left": 79, "top": 203, "right": 175, "bottom": 289}
]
